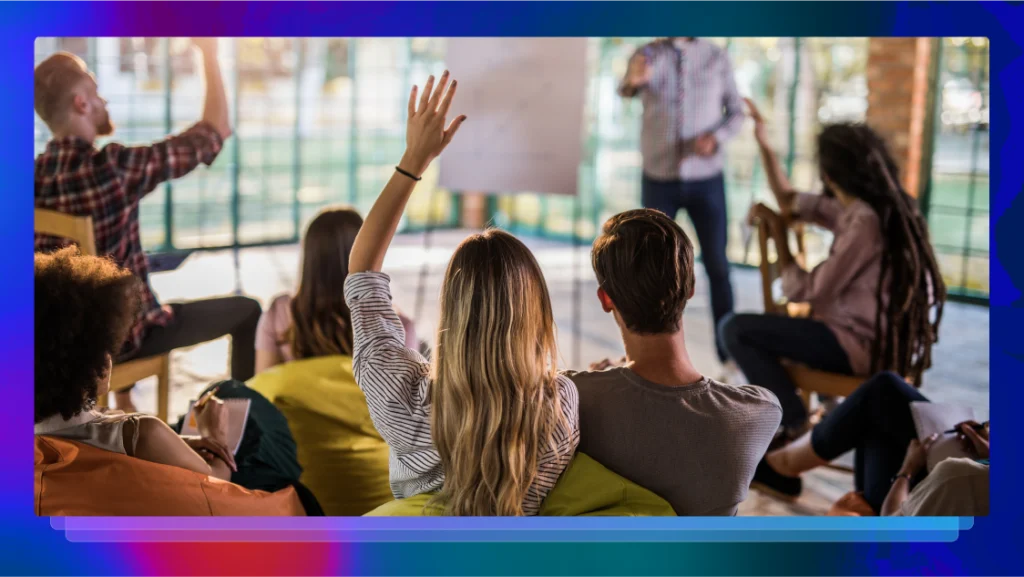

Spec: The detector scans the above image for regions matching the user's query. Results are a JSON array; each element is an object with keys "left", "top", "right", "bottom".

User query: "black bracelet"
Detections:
[
  {"left": 395, "top": 166, "right": 422, "bottom": 181},
  {"left": 890, "top": 472, "right": 913, "bottom": 485}
]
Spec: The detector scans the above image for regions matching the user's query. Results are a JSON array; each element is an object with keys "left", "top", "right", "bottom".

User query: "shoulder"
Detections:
[
  {"left": 128, "top": 414, "right": 177, "bottom": 451},
  {"left": 707, "top": 379, "right": 784, "bottom": 413},
  {"left": 846, "top": 200, "right": 882, "bottom": 230},
  {"left": 931, "top": 457, "right": 990, "bottom": 481},
  {"left": 560, "top": 367, "right": 621, "bottom": 391},
  {"left": 259, "top": 293, "right": 293, "bottom": 330},
  {"left": 555, "top": 373, "right": 580, "bottom": 404},
  {"left": 554, "top": 374, "right": 580, "bottom": 424},
  {"left": 267, "top": 293, "right": 293, "bottom": 315},
  {"left": 902, "top": 458, "right": 989, "bottom": 516},
  {"left": 133, "top": 414, "right": 173, "bottom": 435},
  {"left": 96, "top": 141, "right": 129, "bottom": 163}
]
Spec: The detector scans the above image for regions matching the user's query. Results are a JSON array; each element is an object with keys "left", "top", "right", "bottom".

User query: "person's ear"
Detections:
[
  {"left": 102, "top": 353, "right": 113, "bottom": 379},
  {"left": 71, "top": 91, "right": 89, "bottom": 116},
  {"left": 688, "top": 281, "right": 696, "bottom": 300},
  {"left": 597, "top": 287, "right": 615, "bottom": 314}
]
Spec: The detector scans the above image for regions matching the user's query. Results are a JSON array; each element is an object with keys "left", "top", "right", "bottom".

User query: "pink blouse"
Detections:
[
  {"left": 256, "top": 293, "right": 418, "bottom": 363},
  {"left": 782, "top": 193, "right": 887, "bottom": 376}
]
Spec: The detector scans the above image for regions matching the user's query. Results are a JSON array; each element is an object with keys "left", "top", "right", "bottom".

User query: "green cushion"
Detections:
[
  {"left": 365, "top": 452, "right": 676, "bottom": 516},
  {"left": 248, "top": 356, "right": 392, "bottom": 516}
]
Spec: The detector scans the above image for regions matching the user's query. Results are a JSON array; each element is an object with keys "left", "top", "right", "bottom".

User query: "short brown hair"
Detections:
[
  {"left": 34, "top": 52, "right": 91, "bottom": 127},
  {"left": 591, "top": 209, "right": 695, "bottom": 334},
  {"left": 34, "top": 248, "right": 139, "bottom": 422}
]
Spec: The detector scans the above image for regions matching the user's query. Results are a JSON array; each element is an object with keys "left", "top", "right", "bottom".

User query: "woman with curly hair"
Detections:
[
  {"left": 719, "top": 99, "right": 946, "bottom": 440},
  {"left": 34, "top": 248, "right": 322, "bottom": 513},
  {"left": 34, "top": 248, "right": 241, "bottom": 476}
]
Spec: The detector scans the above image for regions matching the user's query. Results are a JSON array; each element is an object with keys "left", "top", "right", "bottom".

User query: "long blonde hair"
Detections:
[{"left": 430, "top": 229, "right": 564, "bottom": 516}]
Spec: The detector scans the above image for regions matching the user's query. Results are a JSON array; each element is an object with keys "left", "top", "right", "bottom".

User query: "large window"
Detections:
[
  {"left": 34, "top": 37, "right": 459, "bottom": 251},
  {"left": 490, "top": 38, "right": 869, "bottom": 271},
  {"left": 34, "top": 37, "right": 988, "bottom": 299},
  {"left": 927, "top": 37, "right": 989, "bottom": 299}
]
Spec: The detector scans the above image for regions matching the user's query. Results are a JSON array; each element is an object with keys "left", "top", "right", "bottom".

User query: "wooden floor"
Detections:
[
  {"left": 125, "top": 232, "right": 990, "bottom": 516},
  {"left": 740, "top": 466, "right": 853, "bottom": 516}
]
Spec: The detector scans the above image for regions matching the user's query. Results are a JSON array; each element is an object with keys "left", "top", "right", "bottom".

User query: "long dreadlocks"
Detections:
[{"left": 817, "top": 123, "right": 946, "bottom": 386}]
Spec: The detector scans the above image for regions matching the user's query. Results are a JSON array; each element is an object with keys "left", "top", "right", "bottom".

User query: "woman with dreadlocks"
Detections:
[{"left": 719, "top": 98, "right": 946, "bottom": 441}]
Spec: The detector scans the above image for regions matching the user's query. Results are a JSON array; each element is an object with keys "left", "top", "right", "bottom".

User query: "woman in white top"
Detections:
[
  {"left": 752, "top": 371, "right": 989, "bottom": 516},
  {"left": 34, "top": 248, "right": 237, "bottom": 479},
  {"left": 345, "top": 72, "right": 580, "bottom": 516},
  {"left": 254, "top": 207, "right": 417, "bottom": 374}
]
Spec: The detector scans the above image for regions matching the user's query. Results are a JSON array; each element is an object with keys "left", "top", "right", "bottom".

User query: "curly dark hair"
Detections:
[
  {"left": 817, "top": 123, "right": 947, "bottom": 385},
  {"left": 35, "top": 247, "right": 139, "bottom": 423}
]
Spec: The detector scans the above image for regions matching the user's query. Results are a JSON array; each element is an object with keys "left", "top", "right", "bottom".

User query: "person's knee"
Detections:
[
  {"left": 860, "top": 371, "right": 905, "bottom": 401},
  {"left": 717, "top": 312, "right": 743, "bottom": 349},
  {"left": 239, "top": 296, "right": 262, "bottom": 323}
]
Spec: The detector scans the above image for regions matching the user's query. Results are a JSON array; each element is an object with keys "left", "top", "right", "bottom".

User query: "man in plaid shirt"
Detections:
[
  {"left": 619, "top": 37, "right": 745, "bottom": 380},
  {"left": 35, "top": 39, "right": 261, "bottom": 413}
]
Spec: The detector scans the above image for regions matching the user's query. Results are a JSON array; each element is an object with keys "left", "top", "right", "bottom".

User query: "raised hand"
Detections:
[
  {"left": 744, "top": 97, "right": 769, "bottom": 148},
  {"left": 191, "top": 37, "right": 219, "bottom": 57},
  {"left": 625, "top": 53, "right": 651, "bottom": 88},
  {"left": 747, "top": 202, "right": 780, "bottom": 228},
  {"left": 400, "top": 71, "right": 467, "bottom": 177}
]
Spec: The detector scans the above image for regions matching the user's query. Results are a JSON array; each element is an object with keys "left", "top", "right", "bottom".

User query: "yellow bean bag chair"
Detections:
[
  {"left": 366, "top": 452, "right": 676, "bottom": 516},
  {"left": 35, "top": 436, "right": 305, "bottom": 516},
  {"left": 248, "top": 356, "right": 391, "bottom": 516}
]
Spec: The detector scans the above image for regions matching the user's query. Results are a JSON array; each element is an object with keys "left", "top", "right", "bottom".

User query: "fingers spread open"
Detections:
[{"left": 408, "top": 85, "right": 418, "bottom": 118}]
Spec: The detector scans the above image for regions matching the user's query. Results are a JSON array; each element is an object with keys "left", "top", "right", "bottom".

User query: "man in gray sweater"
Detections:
[{"left": 566, "top": 209, "right": 782, "bottom": 516}]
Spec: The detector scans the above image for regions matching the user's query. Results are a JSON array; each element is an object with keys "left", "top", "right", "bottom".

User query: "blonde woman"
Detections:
[{"left": 346, "top": 72, "right": 580, "bottom": 516}]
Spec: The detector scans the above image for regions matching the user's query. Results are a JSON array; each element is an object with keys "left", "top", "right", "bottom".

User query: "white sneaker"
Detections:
[{"left": 718, "top": 360, "right": 749, "bottom": 385}]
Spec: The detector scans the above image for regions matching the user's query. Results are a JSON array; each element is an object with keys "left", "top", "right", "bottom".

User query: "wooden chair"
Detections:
[
  {"left": 754, "top": 217, "right": 864, "bottom": 410},
  {"left": 754, "top": 217, "right": 861, "bottom": 475},
  {"left": 35, "top": 208, "right": 171, "bottom": 422}
]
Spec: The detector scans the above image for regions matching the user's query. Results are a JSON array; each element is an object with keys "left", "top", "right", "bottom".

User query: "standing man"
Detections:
[
  {"left": 619, "top": 37, "right": 744, "bottom": 375},
  {"left": 35, "top": 38, "right": 261, "bottom": 413}
]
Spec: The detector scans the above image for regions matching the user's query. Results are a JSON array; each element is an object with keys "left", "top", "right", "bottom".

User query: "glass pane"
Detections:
[
  {"left": 928, "top": 37, "right": 989, "bottom": 298},
  {"left": 34, "top": 36, "right": 988, "bottom": 301}
]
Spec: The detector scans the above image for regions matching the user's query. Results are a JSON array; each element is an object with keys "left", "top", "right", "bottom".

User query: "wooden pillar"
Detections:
[
  {"left": 865, "top": 37, "right": 939, "bottom": 198},
  {"left": 460, "top": 192, "right": 488, "bottom": 229}
]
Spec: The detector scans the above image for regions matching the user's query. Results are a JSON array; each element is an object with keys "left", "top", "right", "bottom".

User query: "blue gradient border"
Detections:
[{"left": 2, "top": 1, "right": 1020, "bottom": 575}]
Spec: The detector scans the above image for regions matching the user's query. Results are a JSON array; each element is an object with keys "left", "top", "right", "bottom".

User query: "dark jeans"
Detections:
[
  {"left": 120, "top": 296, "right": 262, "bottom": 383},
  {"left": 810, "top": 372, "right": 929, "bottom": 513},
  {"left": 718, "top": 313, "right": 853, "bottom": 428},
  {"left": 642, "top": 172, "right": 733, "bottom": 362},
  {"left": 172, "top": 380, "right": 324, "bottom": 516}
]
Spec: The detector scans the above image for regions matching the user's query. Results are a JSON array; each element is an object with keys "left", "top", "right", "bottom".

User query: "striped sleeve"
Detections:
[
  {"left": 344, "top": 272, "right": 444, "bottom": 499},
  {"left": 521, "top": 375, "right": 580, "bottom": 516}
]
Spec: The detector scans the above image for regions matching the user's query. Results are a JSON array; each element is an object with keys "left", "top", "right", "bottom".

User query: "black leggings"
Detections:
[
  {"left": 719, "top": 312, "right": 854, "bottom": 428},
  {"left": 810, "top": 371, "right": 929, "bottom": 513},
  {"left": 121, "top": 297, "right": 262, "bottom": 382}
]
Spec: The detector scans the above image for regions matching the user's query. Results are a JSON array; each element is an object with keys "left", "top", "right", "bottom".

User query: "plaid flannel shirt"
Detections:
[{"left": 34, "top": 121, "right": 224, "bottom": 356}]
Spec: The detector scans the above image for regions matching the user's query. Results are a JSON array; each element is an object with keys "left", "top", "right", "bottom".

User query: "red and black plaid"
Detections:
[{"left": 34, "top": 121, "right": 224, "bottom": 356}]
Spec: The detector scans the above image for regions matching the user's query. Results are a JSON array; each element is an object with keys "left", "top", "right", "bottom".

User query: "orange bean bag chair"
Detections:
[{"left": 35, "top": 435, "right": 306, "bottom": 516}]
